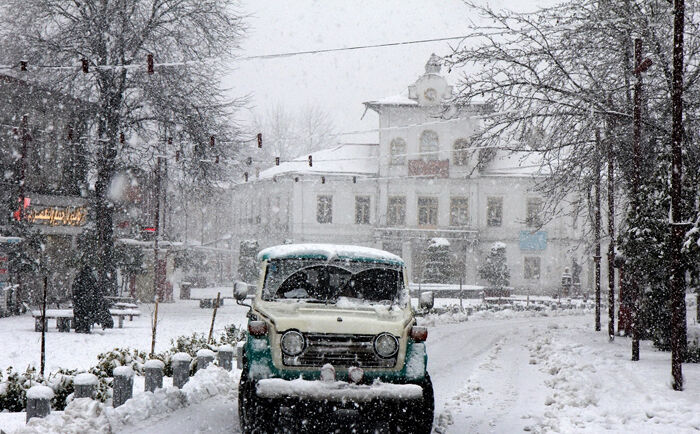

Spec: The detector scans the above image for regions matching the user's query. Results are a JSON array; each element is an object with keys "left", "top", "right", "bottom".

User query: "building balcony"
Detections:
[{"left": 407, "top": 159, "right": 449, "bottom": 178}]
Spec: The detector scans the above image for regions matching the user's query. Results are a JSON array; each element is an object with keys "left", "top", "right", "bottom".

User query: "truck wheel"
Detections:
[
  {"left": 399, "top": 373, "right": 434, "bottom": 433},
  {"left": 238, "top": 361, "right": 274, "bottom": 433}
]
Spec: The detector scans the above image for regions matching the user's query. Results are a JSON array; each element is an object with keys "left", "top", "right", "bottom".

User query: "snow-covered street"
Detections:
[{"left": 9, "top": 302, "right": 694, "bottom": 433}]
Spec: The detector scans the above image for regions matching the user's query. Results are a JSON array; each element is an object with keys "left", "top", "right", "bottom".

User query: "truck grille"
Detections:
[{"left": 282, "top": 333, "right": 397, "bottom": 368}]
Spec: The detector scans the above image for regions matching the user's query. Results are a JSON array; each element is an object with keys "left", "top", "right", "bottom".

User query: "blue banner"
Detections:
[{"left": 519, "top": 231, "right": 547, "bottom": 250}]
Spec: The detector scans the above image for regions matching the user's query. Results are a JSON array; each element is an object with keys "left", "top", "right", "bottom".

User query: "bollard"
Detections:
[
  {"left": 73, "top": 373, "right": 98, "bottom": 399},
  {"left": 196, "top": 348, "right": 215, "bottom": 371},
  {"left": 217, "top": 345, "right": 234, "bottom": 371},
  {"left": 26, "top": 385, "right": 53, "bottom": 422},
  {"left": 112, "top": 366, "right": 134, "bottom": 407},
  {"left": 172, "top": 352, "right": 191, "bottom": 389},
  {"left": 144, "top": 359, "right": 164, "bottom": 392}
]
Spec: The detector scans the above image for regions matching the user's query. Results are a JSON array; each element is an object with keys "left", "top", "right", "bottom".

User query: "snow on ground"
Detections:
[
  {"left": 0, "top": 300, "right": 250, "bottom": 373},
  {"left": 1, "top": 295, "right": 699, "bottom": 433}
]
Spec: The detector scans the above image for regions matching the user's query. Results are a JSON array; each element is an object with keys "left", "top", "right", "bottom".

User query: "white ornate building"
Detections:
[{"left": 230, "top": 56, "right": 590, "bottom": 293}]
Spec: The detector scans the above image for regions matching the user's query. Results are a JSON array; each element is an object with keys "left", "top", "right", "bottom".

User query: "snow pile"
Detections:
[
  {"left": 418, "top": 303, "right": 592, "bottom": 326},
  {"left": 181, "top": 365, "right": 238, "bottom": 405},
  {"left": 13, "top": 366, "right": 239, "bottom": 433},
  {"left": 528, "top": 324, "right": 700, "bottom": 433}
]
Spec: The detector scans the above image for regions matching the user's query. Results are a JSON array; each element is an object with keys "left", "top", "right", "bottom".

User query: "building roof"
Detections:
[
  {"left": 259, "top": 143, "right": 379, "bottom": 180},
  {"left": 363, "top": 90, "right": 419, "bottom": 109}
]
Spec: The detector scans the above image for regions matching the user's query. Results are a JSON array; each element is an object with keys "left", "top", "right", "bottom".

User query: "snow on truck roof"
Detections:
[{"left": 257, "top": 244, "right": 404, "bottom": 266}]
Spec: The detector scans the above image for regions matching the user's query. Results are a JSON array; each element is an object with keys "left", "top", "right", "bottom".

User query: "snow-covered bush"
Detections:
[
  {"left": 0, "top": 367, "right": 78, "bottom": 412},
  {"left": 91, "top": 348, "right": 147, "bottom": 378}
]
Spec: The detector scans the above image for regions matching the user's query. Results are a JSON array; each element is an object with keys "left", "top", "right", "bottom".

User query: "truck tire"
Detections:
[
  {"left": 238, "top": 358, "right": 275, "bottom": 433},
  {"left": 399, "top": 373, "right": 434, "bottom": 433}
]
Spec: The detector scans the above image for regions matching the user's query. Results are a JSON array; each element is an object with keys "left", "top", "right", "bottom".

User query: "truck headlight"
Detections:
[
  {"left": 280, "top": 330, "right": 305, "bottom": 356},
  {"left": 373, "top": 333, "right": 399, "bottom": 358}
]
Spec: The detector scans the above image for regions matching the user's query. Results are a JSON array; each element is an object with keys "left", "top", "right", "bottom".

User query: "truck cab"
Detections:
[{"left": 236, "top": 243, "right": 434, "bottom": 433}]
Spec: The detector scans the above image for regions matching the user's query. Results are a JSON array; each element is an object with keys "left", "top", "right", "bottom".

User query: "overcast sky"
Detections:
[{"left": 224, "top": 0, "right": 556, "bottom": 144}]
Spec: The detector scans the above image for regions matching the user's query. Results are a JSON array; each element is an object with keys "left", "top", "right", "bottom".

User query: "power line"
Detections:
[
  {"left": 241, "top": 35, "right": 470, "bottom": 60},
  {"left": 0, "top": 35, "right": 471, "bottom": 72}
]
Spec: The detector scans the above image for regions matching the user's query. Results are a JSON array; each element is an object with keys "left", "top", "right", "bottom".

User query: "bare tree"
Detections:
[
  {"left": 447, "top": 0, "right": 700, "bottom": 356},
  {"left": 251, "top": 103, "right": 338, "bottom": 162},
  {"left": 0, "top": 0, "right": 246, "bottom": 293}
]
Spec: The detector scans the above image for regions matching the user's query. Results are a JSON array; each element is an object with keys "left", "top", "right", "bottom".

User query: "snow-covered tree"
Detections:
[
  {"left": 0, "top": 1, "right": 246, "bottom": 294},
  {"left": 423, "top": 238, "right": 452, "bottom": 284},
  {"left": 478, "top": 242, "right": 510, "bottom": 289},
  {"left": 448, "top": 0, "right": 700, "bottom": 350}
]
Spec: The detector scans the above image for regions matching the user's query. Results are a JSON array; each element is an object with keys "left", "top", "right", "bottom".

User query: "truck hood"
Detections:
[{"left": 255, "top": 301, "right": 413, "bottom": 336}]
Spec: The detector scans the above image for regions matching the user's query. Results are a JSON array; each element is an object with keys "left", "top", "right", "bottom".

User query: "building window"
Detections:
[
  {"left": 419, "top": 130, "right": 439, "bottom": 161},
  {"left": 418, "top": 197, "right": 438, "bottom": 227},
  {"left": 387, "top": 196, "right": 406, "bottom": 226},
  {"left": 390, "top": 138, "right": 406, "bottom": 165},
  {"left": 317, "top": 195, "right": 332, "bottom": 224},
  {"left": 524, "top": 256, "right": 541, "bottom": 280},
  {"left": 450, "top": 197, "right": 469, "bottom": 226},
  {"left": 487, "top": 196, "right": 503, "bottom": 227},
  {"left": 526, "top": 198, "right": 543, "bottom": 227},
  {"left": 453, "top": 139, "right": 470, "bottom": 166},
  {"left": 355, "top": 196, "right": 370, "bottom": 224}
]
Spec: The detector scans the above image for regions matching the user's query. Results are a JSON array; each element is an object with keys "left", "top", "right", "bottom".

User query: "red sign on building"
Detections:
[{"left": 407, "top": 159, "right": 449, "bottom": 178}]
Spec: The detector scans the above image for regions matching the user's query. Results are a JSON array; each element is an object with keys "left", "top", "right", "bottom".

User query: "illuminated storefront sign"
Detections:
[{"left": 26, "top": 206, "right": 87, "bottom": 226}]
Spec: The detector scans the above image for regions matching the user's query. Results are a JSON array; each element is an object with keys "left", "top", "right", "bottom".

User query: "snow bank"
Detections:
[
  {"left": 13, "top": 366, "right": 240, "bottom": 433},
  {"left": 528, "top": 324, "right": 700, "bottom": 433},
  {"left": 181, "top": 365, "right": 237, "bottom": 405},
  {"left": 418, "top": 303, "right": 592, "bottom": 326}
]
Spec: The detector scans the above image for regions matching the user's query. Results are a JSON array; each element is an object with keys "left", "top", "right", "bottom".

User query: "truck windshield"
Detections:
[{"left": 262, "top": 259, "right": 404, "bottom": 303}]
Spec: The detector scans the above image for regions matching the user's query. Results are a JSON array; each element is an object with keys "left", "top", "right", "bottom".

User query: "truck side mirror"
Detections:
[
  {"left": 419, "top": 291, "right": 434, "bottom": 310},
  {"left": 234, "top": 281, "right": 248, "bottom": 301}
]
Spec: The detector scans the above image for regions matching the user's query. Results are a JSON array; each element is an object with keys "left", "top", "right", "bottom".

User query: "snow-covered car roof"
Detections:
[{"left": 257, "top": 243, "right": 404, "bottom": 266}]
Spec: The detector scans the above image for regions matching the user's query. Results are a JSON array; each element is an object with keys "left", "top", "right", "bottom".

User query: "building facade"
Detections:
[{"left": 230, "top": 56, "right": 590, "bottom": 293}]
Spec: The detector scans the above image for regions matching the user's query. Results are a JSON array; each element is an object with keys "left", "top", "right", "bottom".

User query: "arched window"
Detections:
[
  {"left": 390, "top": 138, "right": 406, "bottom": 165},
  {"left": 419, "top": 130, "right": 439, "bottom": 160},
  {"left": 453, "top": 138, "right": 469, "bottom": 166}
]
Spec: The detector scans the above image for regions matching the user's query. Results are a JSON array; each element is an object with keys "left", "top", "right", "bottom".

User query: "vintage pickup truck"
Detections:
[{"left": 235, "top": 243, "right": 433, "bottom": 433}]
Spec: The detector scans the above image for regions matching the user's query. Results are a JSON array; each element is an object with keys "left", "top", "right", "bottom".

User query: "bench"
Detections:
[
  {"left": 109, "top": 308, "right": 141, "bottom": 328},
  {"left": 32, "top": 308, "right": 141, "bottom": 331},
  {"left": 31, "top": 309, "right": 73, "bottom": 332}
]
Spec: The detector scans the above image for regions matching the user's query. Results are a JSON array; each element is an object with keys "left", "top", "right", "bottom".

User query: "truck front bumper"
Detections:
[{"left": 256, "top": 378, "right": 423, "bottom": 402}]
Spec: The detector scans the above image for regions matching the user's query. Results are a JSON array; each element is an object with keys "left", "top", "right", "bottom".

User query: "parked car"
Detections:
[{"left": 235, "top": 243, "right": 434, "bottom": 433}]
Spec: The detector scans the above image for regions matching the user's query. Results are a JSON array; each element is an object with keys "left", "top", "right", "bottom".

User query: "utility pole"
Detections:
[
  {"left": 670, "top": 0, "right": 687, "bottom": 391},
  {"left": 153, "top": 155, "right": 162, "bottom": 303},
  {"left": 607, "top": 111, "right": 616, "bottom": 342},
  {"left": 630, "top": 38, "right": 652, "bottom": 361},
  {"left": 594, "top": 128, "right": 602, "bottom": 332},
  {"left": 15, "top": 115, "right": 30, "bottom": 314},
  {"left": 40, "top": 275, "right": 47, "bottom": 377}
]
